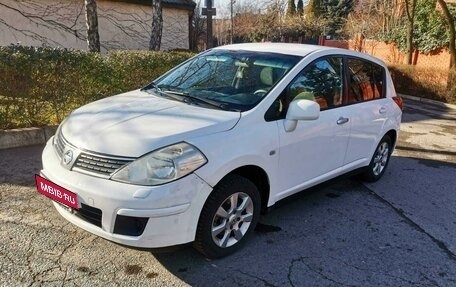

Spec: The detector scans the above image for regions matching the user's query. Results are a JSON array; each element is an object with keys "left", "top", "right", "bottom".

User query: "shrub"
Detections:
[
  {"left": 0, "top": 45, "right": 194, "bottom": 129},
  {"left": 388, "top": 65, "right": 454, "bottom": 104}
]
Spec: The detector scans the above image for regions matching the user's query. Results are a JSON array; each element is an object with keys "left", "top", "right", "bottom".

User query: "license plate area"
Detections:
[{"left": 35, "top": 174, "right": 79, "bottom": 210}]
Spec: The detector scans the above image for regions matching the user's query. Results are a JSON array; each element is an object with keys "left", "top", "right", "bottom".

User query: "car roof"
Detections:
[
  {"left": 213, "top": 43, "right": 335, "bottom": 57},
  {"left": 212, "top": 43, "right": 386, "bottom": 66}
]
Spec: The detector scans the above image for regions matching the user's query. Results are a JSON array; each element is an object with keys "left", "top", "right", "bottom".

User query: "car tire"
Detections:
[
  {"left": 362, "top": 135, "right": 392, "bottom": 182},
  {"left": 194, "top": 174, "right": 261, "bottom": 259}
]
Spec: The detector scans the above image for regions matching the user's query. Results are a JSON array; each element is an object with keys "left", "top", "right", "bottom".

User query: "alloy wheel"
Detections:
[
  {"left": 211, "top": 192, "right": 254, "bottom": 248},
  {"left": 372, "top": 142, "right": 389, "bottom": 176}
]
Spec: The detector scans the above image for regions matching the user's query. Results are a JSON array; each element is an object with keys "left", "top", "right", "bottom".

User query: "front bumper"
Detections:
[{"left": 41, "top": 138, "right": 213, "bottom": 248}]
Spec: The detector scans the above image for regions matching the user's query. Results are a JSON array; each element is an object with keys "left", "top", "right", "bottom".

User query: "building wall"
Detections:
[
  {"left": 161, "top": 7, "right": 191, "bottom": 50},
  {"left": 0, "top": 0, "right": 191, "bottom": 51}
]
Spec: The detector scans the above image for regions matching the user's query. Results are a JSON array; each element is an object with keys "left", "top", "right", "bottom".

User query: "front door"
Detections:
[{"left": 274, "top": 56, "right": 351, "bottom": 200}]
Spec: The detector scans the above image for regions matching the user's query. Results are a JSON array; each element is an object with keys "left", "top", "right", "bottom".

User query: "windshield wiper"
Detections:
[
  {"left": 161, "top": 89, "right": 233, "bottom": 111},
  {"left": 141, "top": 83, "right": 184, "bottom": 102},
  {"left": 143, "top": 84, "right": 238, "bottom": 111},
  {"left": 190, "top": 94, "right": 237, "bottom": 111}
]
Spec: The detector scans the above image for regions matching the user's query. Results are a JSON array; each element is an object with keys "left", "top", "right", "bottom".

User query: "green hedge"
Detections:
[
  {"left": 2, "top": 46, "right": 454, "bottom": 129},
  {"left": 0, "top": 46, "right": 194, "bottom": 129},
  {"left": 388, "top": 65, "right": 455, "bottom": 104}
]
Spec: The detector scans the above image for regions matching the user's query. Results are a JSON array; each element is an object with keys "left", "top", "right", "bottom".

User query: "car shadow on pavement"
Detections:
[
  {"left": 150, "top": 155, "right": 456, "bottom": 287},
  {"left": 152, "top": 176, "right": 358, "bottom": 286}
]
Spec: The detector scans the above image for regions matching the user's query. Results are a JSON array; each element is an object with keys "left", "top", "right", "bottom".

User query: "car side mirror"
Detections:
[{"left": 284, "top": 99, "right": 320, "bottom": 132}]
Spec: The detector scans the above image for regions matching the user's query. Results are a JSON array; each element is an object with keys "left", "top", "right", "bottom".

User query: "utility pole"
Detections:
[{"left": 202, "top": 0, "right": 216, "bottom": 49}]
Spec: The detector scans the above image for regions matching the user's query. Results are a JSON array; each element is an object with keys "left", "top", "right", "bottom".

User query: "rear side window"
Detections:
[{"left": 346, "top": 58, "right": 384, "bottom": 104}]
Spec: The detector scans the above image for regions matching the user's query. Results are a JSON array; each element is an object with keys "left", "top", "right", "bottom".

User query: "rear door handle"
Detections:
[
  {"left": 337, "top": 117, "right": 349, "bottom": 125},
  {"left": 379, "top": 106, "right": 387, "bottom": 114}
]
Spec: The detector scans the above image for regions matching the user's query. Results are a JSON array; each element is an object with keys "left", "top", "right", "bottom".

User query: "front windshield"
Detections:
[{"left": 147, "top": 49, "right": 301, "bottom": 111}]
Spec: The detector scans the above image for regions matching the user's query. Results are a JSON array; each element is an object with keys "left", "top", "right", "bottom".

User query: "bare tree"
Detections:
[
  {"left": 191, "top": 0, "right": 206, "bottom": 51},
  {"left": 149, "top": 0, "right": 162, "bottom": 50},
  {"left": 84, "top": 0, "right": 100, "bottom": 52},
  {"left": 344, "top": 0, "right": 386, "bottom": 39}
]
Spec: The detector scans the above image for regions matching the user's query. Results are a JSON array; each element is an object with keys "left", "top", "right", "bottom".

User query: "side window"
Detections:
[
  {"left": 346, "top": 58, "right": 384, "bottom": 104},
  {"left": 265, "top": 57, "right": 344, "bottom": 121},
  {"left": 286, "top": 57, "right": 344, "bottom": 112}
]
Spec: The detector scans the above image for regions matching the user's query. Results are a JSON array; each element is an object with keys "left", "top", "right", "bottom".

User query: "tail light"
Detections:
[{"left": 392, "top": 96, "right": 403, "bottom": 110}]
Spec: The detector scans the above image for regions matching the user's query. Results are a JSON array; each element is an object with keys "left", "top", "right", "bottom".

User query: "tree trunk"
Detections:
[
  {"left": 149, "top": 0, "right": 163, "bottom": 51},
  {"left": 436, "top": 0, "right": 456, "bottom": 90},
  {"left": 84, "top": 0, "right": 100, "bottom": 52},
  {"left": 404, "top": 0, "right": 416, "bottom": 65},
  {"left": 406, "top": 22, "right": 414, "bottom": 64}
]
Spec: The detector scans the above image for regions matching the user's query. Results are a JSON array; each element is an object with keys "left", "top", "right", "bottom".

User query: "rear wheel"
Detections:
[
  {"left": 194, "top": 174, "right": 261, "bottom": 259},
  {"left": 362, "top": 135, "right": 392, "bottom": 182}
]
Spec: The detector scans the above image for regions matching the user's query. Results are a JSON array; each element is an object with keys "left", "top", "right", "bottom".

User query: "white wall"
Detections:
[{"left": 0, "top": 0, "right": 191, "bottom": 51}]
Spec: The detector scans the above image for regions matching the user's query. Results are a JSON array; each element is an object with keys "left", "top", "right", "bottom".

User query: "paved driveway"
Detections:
[{"left": 1, "top": 98, "right": 455, "bottom": 286}]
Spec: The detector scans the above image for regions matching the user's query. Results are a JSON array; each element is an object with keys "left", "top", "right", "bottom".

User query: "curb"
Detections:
[
  {"left": 398, "top": 93, "right": 456, "bottom": 110},
  {"left": 0, "top": 126, "right": 58, "bottom": 150}
]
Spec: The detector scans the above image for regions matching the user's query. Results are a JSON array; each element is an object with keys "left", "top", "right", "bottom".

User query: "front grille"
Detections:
[
  {"left": 53, "top": 127, "right": 134, "bottom": 177},
  {"left": 73, "top": 153, "right": 132, "bottom": 177},
  {"left": 75, "top": 203, "right": 102, "bottom": 227}
]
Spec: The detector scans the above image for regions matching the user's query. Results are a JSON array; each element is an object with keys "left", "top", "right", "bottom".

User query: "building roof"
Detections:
[{"left": 109, "top": 0, "right": 196, "bottom": 10}]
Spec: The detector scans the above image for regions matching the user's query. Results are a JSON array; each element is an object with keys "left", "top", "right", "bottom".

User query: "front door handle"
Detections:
[{"left": 337, "top": 117, "right": 349, "bottom": 125}]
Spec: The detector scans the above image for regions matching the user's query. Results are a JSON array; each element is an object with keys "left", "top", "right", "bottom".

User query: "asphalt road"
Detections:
[{"left": 1, "top": 98, "right": 455, "bottom": 287}]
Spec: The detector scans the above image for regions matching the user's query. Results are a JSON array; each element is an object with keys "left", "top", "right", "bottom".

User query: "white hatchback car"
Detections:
[{"left": 38, "top": 43, "right": 402, "bottom": 258}]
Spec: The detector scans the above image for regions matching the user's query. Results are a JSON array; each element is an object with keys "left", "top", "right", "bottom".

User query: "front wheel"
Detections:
[
  {"left": 361, "top": 135, "right": 392, "bottom": 182},
  {"left": 194, "top": 174, "right": 261, "bottom": 259}
]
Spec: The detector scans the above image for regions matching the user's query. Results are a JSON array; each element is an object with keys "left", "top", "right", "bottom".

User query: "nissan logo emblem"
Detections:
[{"left": 63, "top": 150, "right": 73, "bottom": 165}]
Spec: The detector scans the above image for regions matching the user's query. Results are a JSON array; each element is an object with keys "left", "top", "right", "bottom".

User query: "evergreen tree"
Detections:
[
  {"left": 297, "top": 0, "right": 304, "bottom": 15},
  {"left": 414, "top": 0, "right": 447, "bottom": 53},
  {"left": 318, "top": 0, "right": 354, "bottom": 35},
  {"left": 287, "top": 0, "right": 296, "bottom": 17},
  {"left": 305, "top": 0, "right": 321, "bottom": 20},
  {"left": 436, "top": 0, "right": 455, "bottom": 69},
  {"left": 384, "top": 0, "right": 448, "bottom": 54}
]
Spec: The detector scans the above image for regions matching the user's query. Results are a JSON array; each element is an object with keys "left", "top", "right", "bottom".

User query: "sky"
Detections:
[
  {"left": 200, "top": 0, "right": 300, "bottom": 18},
  {"left": 199, "top": 0, "right": 249, "bottom": 18}
]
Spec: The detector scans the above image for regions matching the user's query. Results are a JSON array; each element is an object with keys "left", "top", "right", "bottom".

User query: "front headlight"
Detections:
[{"left": 111, "top": 142, "right": 207, "bottom": 186}]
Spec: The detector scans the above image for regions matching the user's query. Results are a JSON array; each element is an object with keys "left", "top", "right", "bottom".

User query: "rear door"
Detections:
[{"left": 342, "top": 57, "right": 390, "bottom": 165}]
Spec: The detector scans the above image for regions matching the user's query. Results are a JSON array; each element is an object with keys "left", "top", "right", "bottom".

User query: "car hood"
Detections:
[{"left": 61, "top": 90, "right": 240, "bottom": 157}]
